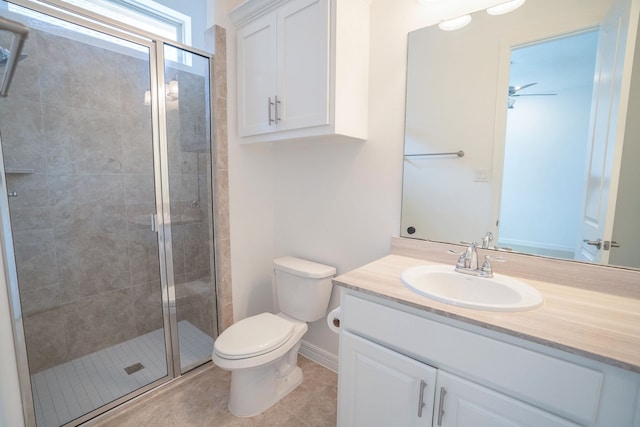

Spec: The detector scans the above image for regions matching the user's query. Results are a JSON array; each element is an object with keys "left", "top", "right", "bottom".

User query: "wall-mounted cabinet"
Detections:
[{"left": 230, "top": 0, "right": 370, "bottom": 143}]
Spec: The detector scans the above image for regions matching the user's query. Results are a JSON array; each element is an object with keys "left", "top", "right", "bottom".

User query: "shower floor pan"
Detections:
[{"left": 31, "top": 320, "right": 214, "bottom": 427}]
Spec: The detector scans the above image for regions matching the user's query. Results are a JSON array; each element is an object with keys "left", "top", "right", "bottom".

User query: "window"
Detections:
[
  {"left": 7, "top": 0, "right": 193, "bottom": 63},
  {"left": 61, "top": 0, "right": 192, "bottom": 46}
]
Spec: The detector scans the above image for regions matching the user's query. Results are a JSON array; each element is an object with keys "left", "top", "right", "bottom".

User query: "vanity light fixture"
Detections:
[
  {"left": 439, "top": 14, "right": 472, "bottom": 31},
  {"left": 486, "top": 0, "right": 526, "bottom": 16}
]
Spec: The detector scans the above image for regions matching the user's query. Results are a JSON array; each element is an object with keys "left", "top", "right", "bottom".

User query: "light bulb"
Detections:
[
  {"left": 168, "top": 79, "right": 179, "bottom": 100},
  {"left": 487, "top": 0, "right": 526, "bottom": 16},
  {"left": 439, "top": 15, "right": 472, "bottom": 31}
]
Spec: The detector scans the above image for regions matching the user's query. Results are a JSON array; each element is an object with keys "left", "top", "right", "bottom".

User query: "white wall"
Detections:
[
  {"left": 219, "top": 0, "right": 635, "bottom": 361},
  {"left": 271, "top": 0, "right": 475, "bottom": 355},
  {"left": 217, "top": 0, "right": 469, "bottom": 360},
  {"left": 217, "top": 0, "right": 278, "bottom": 323}
]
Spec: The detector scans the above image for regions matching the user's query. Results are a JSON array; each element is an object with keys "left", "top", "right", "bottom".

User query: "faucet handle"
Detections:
[
  {"left": 481, "top": 255, "right": 505, "bottom": 276},
  {"left": 447, "top": 249, "right": 467, "bottom": 269}
]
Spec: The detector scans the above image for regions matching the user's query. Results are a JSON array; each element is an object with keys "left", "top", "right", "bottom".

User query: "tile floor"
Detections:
[
  {"left": 33, "top": 321, "right": 213, "bottom": 427},
  {"left": 88, "top": 356, "right": 338, "bottom": 427}
]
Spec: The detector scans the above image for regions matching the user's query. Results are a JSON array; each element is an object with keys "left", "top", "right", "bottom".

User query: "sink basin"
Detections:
[{"left": 401, "top": 265, "right": 543, "bottom": 312}]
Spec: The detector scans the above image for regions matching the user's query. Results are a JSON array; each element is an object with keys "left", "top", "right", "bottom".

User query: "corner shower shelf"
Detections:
[{"left": 5, "top": 168, "right": 34, "bottom": 174}]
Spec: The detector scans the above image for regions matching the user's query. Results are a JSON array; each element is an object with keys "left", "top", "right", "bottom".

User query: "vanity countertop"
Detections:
[{"left": 333, "top": 241, "right": 640, "bottom": 373}]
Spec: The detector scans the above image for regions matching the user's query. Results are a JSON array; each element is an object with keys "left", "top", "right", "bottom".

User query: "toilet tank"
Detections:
[{"left": 273, "top": 257, "right": 336, "bottom": 322}]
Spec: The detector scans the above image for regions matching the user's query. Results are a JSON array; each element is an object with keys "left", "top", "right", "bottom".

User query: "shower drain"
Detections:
[{"left": 124, "top": 362, "right": 145, "bottom": 375}]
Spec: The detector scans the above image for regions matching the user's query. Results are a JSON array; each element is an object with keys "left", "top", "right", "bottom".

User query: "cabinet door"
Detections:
[
  {"left": 277, "top": 0, "right": 329, "bottom": 131},
  {"left": 237, "top": 12, "right": 277, "bottom": 137},
  {"left": 434, "top": 371, "right": 580, "bottom": 427},
  {"left": 338, "top": 331, "right": 437, "bottom": 427}
]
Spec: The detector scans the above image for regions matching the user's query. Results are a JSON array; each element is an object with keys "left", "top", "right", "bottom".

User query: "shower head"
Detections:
[{"left": 0, "top": 46, "right": 28, "bottom": 65}]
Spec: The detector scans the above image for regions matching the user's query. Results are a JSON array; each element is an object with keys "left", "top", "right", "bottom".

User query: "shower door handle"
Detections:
[{"left": 150, "top": 214, "right": 159, "bottom": 232}]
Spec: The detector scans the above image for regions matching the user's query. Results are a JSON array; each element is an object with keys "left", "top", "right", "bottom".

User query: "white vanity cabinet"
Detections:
[
  {"left": 433, "top": 371, "right": 580, "bottom": 427},
  {"left": 230, "top": 0, "right": 370, "bottom": 143},
  {"left": 340, "top": 331, "right": 437, "bottom": 426},
  {"left": 337, "top": 291, "right": 640, "bottom": 427},
  {"left": 339, "top": 331, "right": 578, "bottom": 427}
]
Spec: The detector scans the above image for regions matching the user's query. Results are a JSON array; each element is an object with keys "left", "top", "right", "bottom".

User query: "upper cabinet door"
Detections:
[
  {"left": 277, "top": 0, "right": 329, "bottom": 131},
  {"left": 237, "top": 12, "right": 278, "bottom": 137},
  {"left": 231, "top": 0, "right": 369, "bottom": 143}
]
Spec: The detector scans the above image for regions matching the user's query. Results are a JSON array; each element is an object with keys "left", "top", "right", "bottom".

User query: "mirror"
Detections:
[{"left": 401, "top": 0, "right": 640, "bottom": 269}]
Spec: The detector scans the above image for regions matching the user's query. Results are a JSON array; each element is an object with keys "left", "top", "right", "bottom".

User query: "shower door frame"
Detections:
[{"left": 0, "top": 1, "right": 217, "bottom": 426}]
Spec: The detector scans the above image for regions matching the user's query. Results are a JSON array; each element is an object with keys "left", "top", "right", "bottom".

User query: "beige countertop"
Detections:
[{"left": 334, "top": 247, "right": 640, "bottom": 374}]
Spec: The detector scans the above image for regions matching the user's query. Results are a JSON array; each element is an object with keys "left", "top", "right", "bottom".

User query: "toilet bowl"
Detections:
[
  {"left": 212, "top": 313, "right": 308, "bottom": 416},
  {"left": 212, "top": 256, "right": 335, "bottom": 417}
]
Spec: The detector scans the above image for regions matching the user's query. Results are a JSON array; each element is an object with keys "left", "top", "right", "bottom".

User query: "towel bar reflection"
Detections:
[{"left": 404, "top": 150, "right": 464, "bottom": 158}]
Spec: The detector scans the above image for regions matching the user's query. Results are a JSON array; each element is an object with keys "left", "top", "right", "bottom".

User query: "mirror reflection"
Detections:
[{"left": 401, "top": 0, "right": 640, "bottom": 269}]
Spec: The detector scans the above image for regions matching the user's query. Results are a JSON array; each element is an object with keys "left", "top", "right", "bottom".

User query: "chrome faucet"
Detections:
[
  {"left": 481, "top": 231, "right": 493, "bottom": 249},
  {"left": 456, "top": 242, "right": 479, "bottom": 271},
  {"left": 454, "top": 241, "right": 499, "bottom": 278}
]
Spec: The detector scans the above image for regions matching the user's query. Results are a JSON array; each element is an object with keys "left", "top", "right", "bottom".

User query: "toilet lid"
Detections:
[{"left": 214, "top": 313, "right": 295, "bottom": 359}]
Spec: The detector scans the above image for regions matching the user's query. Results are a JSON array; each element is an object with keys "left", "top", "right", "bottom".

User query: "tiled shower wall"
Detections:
[{"left": 0, "top": 29, "right": 215, "bottom": 373}]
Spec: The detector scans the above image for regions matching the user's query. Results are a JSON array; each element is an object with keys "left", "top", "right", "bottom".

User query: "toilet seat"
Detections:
[{"left": 214, "top": 313, "right": 294, "bottom": 359}]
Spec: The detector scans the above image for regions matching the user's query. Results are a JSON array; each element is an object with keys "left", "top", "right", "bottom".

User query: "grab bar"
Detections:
[
  {"left": 0, "top": 16, "right": 30, "bottom": 97},
  {"left": 404, "top": 150, "right": 464, "bottom": 158}
]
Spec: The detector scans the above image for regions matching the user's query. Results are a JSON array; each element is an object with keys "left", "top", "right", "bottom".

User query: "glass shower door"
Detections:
[
  {"left": 162, "top": 44, "right": 217, "bottom": 373},
  {"left": 0, "top": 5, "right": 169, "bottom": 426}
]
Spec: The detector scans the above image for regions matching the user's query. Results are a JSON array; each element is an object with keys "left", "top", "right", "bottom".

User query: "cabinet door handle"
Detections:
[
  {"left": 417, "top": 380, "right": 427, "bottom": 417},
  {"left": 274, "top": 95, "right": 281, "bottom": 123},
  {"left": 437, "top": 387, "right": 447, "bottom": 426},
  {"left": 268, "top": 97, "right": 275, "bottom": 125}
]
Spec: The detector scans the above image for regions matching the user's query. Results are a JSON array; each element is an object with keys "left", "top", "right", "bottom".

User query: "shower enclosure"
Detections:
[{"left": 0, "top": 1, "right": 217, "bottom": 426}]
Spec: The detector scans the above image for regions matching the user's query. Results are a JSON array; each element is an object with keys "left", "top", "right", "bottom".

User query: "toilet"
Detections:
[{"left": 212, "top": 256, "right": 336, "bottom": 417}]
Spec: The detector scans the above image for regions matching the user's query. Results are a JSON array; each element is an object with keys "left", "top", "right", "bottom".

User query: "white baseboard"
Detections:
[{"left": 299, "top": 340, "right": 338, "bottom": 373}]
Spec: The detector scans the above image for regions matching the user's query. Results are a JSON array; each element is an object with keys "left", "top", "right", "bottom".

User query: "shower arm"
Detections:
[{"left": 0, "top": 16, "right": 29, "bottom": 97}]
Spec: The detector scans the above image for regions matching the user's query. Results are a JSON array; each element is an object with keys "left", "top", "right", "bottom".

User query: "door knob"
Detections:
[{"left": 583, "top": 239, "right": 602, "bottom": 249}]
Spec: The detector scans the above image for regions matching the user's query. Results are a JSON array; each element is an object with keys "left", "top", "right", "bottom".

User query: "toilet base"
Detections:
[{"left": 228, "top": 363, "right": 303, "bottom": 417}]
